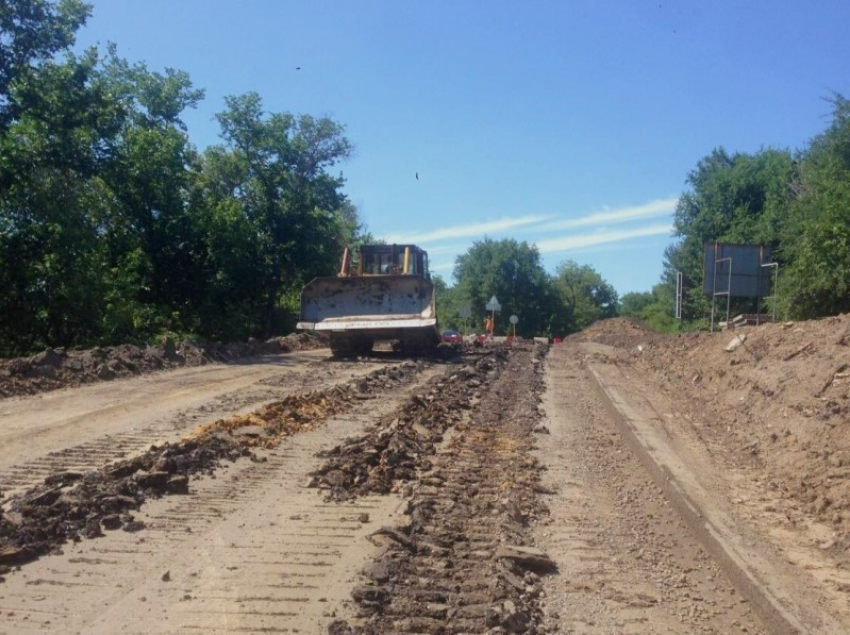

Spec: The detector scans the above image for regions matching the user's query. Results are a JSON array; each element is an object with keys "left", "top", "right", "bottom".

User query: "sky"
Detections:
[{"left": 75, "top": 0, "right": 850, "bottom": 294}]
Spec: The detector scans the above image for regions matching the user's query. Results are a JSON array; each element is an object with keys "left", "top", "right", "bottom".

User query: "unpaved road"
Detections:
[
  {"left": 0, "top": 350, "right": 390, "bottom": 498},
  {"left": 1, "top": 340, "right": 845, "bottom": 633}
]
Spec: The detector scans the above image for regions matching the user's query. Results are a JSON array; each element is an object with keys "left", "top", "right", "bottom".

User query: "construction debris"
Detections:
[
  {"left": 308, "top": 350, "right": 504, "bottom": 499},
  {"left": 0, "top": 360, "right": 428, "bottom": 569}
]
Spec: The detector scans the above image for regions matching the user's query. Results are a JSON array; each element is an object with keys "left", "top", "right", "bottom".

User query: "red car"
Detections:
[{"left": 441, "top": 329, "right": 463, "bottom": 344}]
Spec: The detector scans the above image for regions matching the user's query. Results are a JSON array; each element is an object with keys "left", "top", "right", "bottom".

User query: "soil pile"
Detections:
[
  {"left": 0, "top": 332, "right": 325, "bottom": 399},
  {"left": 0, "top": 437, "right": 249, "bottom": 572},
  {"left": 579, "top": 314, "right": 850, "bottom": 550},
  {"left": 569, "top": 316, "right": 674, "bottom": 350}
]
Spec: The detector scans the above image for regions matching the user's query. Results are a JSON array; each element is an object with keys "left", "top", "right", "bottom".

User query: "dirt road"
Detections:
[
  {"left": 1, "top": 337, "right": 846, "bottom": 633},
  {"left": 0, "top": 350, "right": 389, "bottom": 498}
]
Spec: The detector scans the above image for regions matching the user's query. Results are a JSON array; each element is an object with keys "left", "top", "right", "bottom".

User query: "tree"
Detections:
[
  {"left": 94, "top": 50, "right": 206, "bottom": 340},
  {"left": 619, "top": 291, "right": 653, "bottom": 317},
  {"left": 780, "top": 94, "right": 850, "bottom": 318},
  {"left": 550, "top": 260, "right": 618, "bottom": 335},
  {"left": 664, "top": 146, "right": 794, "bottom": 324},
  {"left": 0, "top": 48, "right": 125, "bottom": 352},
  {"left": 619, "top": 286, "right": 679, "bottom": 332},
  {"left": 0, "top": 0, "right": 91, "bottom": 127},
  {"left": 452, "top": 238, "right": 551, "bottom": 336},
  {"left": 194, "top": 92, "right": 354, "bottom": 336}
]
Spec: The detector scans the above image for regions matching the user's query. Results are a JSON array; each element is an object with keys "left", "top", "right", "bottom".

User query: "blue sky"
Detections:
[{"left": 76, "top": 0, "right": 850, "bottom": 294}]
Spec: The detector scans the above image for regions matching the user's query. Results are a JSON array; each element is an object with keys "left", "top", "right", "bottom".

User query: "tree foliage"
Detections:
[
  {"left": 780, "top": 95, "right": 850, "bottom": 318},
  {"left": 636, "top": 94, "right": 850, "bottom": 328},
  {"left": 550, "top": 260, "right": 618, "bottom": 334},
  {"left": 0, "top": 0, "right": 91, "bottom": 125},
  {"left": 453, "top": 238, "right": 553, "bottom": 336},
  {"left": 0, "top": 0, "right": 362, "bottom": 354},
  {"left": 446, "top": 240, "right": 617, "bottom": 337}
]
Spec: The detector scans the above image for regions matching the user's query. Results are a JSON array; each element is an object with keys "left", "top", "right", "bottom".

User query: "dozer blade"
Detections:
[{"left": 296, "top": 275, "right": 437, "bottom": 332}]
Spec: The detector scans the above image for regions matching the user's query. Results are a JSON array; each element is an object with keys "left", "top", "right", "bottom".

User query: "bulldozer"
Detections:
[{"left": 296, "top": 244, "right": 439, "bottom": 357}]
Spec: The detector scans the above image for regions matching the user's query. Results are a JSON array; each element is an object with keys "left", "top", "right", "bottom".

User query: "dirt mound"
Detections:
[
  {"left": 0, "top": 332, "right": 325, "bottom": 399},
  {"left": 579, "top": 313, "right": 850, "bottom": 551},
  {"left": 568, "top": 316, "right": 668, "bottom": 350}
]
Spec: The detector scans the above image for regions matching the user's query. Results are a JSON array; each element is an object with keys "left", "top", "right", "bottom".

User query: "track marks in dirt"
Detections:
[
  {"left": 0, "top": 361, "right": 430, "bottom": 571},
  {"left": 534, "top": 345, "right": 765, "bottom": 634},
  {"left": 0, "top": 359, "right": 379, "bottom": 498},
  {"left": 329, "top": 343, "right": 554, "bottom": 633},
  {"left": 0, "top": 368, "right": 445, "bottom": 634}
]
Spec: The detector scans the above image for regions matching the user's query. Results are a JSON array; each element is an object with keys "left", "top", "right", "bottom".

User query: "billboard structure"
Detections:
[{"left": 702, "top": 242, "right": 778, "bottom": 330}]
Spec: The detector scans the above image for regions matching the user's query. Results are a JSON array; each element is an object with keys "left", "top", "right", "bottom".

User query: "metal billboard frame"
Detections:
[{"left": 704, "top": 242, "right": 776, "bottom": 331}]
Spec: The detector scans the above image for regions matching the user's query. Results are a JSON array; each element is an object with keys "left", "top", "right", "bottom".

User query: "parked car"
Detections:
[{"left": 441, "top": 329, "right": 463, "bottom": 344}]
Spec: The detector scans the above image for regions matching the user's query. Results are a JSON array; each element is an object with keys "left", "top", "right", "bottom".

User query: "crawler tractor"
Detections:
[{"left": 297, "top": 244, "right": 439, "bottom": 357}]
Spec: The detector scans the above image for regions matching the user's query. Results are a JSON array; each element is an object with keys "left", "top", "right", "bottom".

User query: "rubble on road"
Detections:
[
  {"left": 192, "top": 361, "right": 426, "bottom": 449},
  {"left": 308, "top": 350, "right": 505, "bottom": 499},
  {"left": 0, "top": 332, "right": 325, "bottom": 399},
  {"left": 0, "top": 437, "right": 248, "bottom": 568},
  {"left": 329, "top": 342, "right": 554, "bottom": 634}
]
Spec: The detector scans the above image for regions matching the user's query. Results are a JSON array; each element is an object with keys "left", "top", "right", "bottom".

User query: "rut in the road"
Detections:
[
  {"left": 0, "top": 360, "right": 429, "bottom": 573},
  {"left": 326, "top": 343, "right": 555, "bottom": 634}
]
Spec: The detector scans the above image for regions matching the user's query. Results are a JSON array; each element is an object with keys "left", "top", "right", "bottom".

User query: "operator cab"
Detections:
[{"left": 357, "top": 245, "right": 430, "bottom": 278}]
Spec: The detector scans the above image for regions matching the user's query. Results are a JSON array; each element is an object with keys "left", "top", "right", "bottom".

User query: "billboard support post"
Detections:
[{"left": 675, "top": 271, "right": 683, "bottom": 320}]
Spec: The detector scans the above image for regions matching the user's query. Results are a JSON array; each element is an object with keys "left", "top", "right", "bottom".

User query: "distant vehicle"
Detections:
[
  {"left": 441, "top": 329, "right": 463, "bottom": 344},
  {"left": 297, "top": 244, "right": 439, "bottom": 357}
]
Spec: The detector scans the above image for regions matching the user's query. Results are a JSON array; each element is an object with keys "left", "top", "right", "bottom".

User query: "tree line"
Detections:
[
  {"left": 621, "top": 94, "right": 850, "bottom": 330},
  {"left": 435, "top": 238, "right": 618, "bottom": 338},
  {"left": 0, "top": 1, "right": 362, "bottom": 356},
  {"left": 8, "top": 3, "right": 847, "bottom": 355}
]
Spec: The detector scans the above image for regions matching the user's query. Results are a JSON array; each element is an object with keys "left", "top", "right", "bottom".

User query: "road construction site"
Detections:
[{"left": 2, "top": 317, "right": 850, "bottom": 633}]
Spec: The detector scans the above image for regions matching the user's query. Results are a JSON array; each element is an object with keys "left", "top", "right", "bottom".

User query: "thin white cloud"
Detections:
[
  {"left": 429, "top": 261, "right": 455, "bottom": 272},
  {"left": 421, "top": 243, "right": 468, "bottom": 255},
  {"left": 536, "top": 223, "right": 673, "bottom": 254},
  {"left": 537, "top": 197, "right": 678, "bottom": 231},
  {"left": 381, "top": 214, "right": 550, "bottom": 244}
]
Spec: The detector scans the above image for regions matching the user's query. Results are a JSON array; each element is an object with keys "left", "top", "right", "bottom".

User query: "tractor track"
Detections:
[
  {"left": 327, "top": 342, "right": 553, "bottom": 634},
  {"left": 0, "top": 357, "right": 449, "bottom": 634},
  {"left": 0, "top": 353, "right": 395, "bottom": 499}
]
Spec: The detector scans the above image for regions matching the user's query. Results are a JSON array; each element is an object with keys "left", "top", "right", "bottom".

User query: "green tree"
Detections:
[
  {"left": 550, "top": 260, "right": 618, "bottom": 335},
  {"left": 452, "top": 238, "right": 551, "bottom": 336},
  {"left": 619, "top": 285, "right": 679, "bottom": 332},
  {"left": 664, "top": 146, "right": 794, "bottom": 324},
  {"left": 0, "top": 48, "right": 125, "bottom": 352},
  {"left": 194, "top": 92, "right": 354, "bottom": 336},
  {"left": 619, "top": 291, "right": 653, "bottom": 317},
  {"left": 0, "top": 0, "right": 91, "bottom": 127},
  {"left": 95, "top": 50, "right": 206, "bottom": 340},
  {"left": 781, "top": 94, "right": 850, "bottom": 318},
  {"left": 433, "top": 274, "right": 468, "bottom": 332}
]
